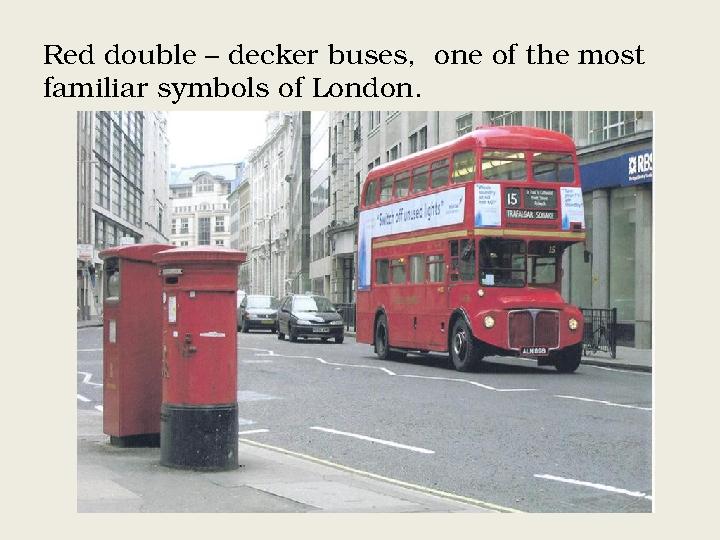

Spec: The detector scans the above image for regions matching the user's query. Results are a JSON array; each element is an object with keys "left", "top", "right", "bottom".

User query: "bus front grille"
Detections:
[{"left": 508, "top": 310, "right": 559, "bottom": 349}]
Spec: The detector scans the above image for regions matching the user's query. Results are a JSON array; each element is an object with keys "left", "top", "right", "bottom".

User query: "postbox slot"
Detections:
[{"left": 165, "top": 276, "right": 179, "bottom": 285}]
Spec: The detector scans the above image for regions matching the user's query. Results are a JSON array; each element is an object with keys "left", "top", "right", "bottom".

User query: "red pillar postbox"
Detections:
[
  {"left": 99, "top": 243, "right": 174, "bottom": 447},
  {"left": 153, "top": 246, "right": 247, "bottom": 470}
]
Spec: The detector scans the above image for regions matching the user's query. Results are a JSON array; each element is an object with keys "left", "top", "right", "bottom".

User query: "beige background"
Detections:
[{"left": 3, "top": 0, "right": 717, "bottom": 534}]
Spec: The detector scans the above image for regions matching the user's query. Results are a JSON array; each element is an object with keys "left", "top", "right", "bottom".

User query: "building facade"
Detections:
[
  {"left": 168, "top": 163, "right": 238, "bottom": 249},
  {"left": 324, "top": 110, "right": 653, "bottom": 348},
  {"left": 244, "top": 112, "right": 294, "bottom": 297},
  {"left": 76, "top": 111, "right": 169, "bottom": 321}
]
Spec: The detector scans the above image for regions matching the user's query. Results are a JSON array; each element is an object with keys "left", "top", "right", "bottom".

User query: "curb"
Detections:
[
  {"left": 581, "top": 358, "right": 651, "bottom": 373},
  {"left": 77, "top": 322, "right": 103, "bottom": 329}
]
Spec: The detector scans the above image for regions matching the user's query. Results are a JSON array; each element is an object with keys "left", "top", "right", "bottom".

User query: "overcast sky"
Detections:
[{"left": 166, "top": 111, "right": 269, "bottom": 168}]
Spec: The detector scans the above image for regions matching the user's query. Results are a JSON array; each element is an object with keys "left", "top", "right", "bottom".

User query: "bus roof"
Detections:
[{"left": 367, "top": 125, "right": 576, "bottom": 179}]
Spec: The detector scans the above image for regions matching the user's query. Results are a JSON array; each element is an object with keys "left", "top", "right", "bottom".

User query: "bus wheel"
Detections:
[
  {"left": 375, "top": 314, "right": 391, "bottom": 360},
  {"left": 450, "top": 319, "right": 482, "bottom": 372},
  {"left": 553, "top": 343, "right": 582, "bottom": 373}
]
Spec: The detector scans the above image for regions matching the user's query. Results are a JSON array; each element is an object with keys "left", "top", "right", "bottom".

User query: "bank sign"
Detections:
[
  {"left": 357, "top": 187, "right": 465, "bottom": 290},
  {"left": 580, "top": 147, "right": 653, "bottom": 191}
]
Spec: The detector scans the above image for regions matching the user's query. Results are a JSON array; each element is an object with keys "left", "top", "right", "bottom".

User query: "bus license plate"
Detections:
[
  {"left": 521, "top": 347, "right": 547, "bottom": 355},
  {"left": 313, "top": 327, "right": 330, "bottom": 333}
]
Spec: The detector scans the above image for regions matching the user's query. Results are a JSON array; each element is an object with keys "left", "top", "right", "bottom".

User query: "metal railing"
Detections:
[
  {"left": 335, "top": 303, "right": 356, "bottom": 331},
  {"left": 580, "top": 307, "right": 617, "bottom": 358}
]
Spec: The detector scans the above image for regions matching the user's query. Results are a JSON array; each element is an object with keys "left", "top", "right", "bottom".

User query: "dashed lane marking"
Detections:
[
  {"left": 77, "top": 394, "right": 91, "bottom": 402},
  {"left": 534, "top": 474, "right": 653, "bottom": 500},
  {"left": 310, "top": 426, "right": 435, "bottom": 454},
  {"left": 95, "top": 405, "right": 103, "bottom": 412},
  {"left": 554, "top": 394, "right": 652, "bottom": 411},
  {"left": 78, "top": 348, "right": 103, "bottom": 352},
  {"left": 238, "top": 438, "right": 521, "bottom": 513}
]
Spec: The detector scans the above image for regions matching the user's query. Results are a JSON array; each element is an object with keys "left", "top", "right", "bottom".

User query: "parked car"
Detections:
[
  {"left": 238, "top": 295, "right": 279, "bottom": 333},
  {"left": 277, "top": 294, "right": 344, "bottom": 343}
]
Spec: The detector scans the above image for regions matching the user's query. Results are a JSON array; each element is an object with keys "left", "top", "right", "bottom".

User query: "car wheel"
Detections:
[
  {"left": 335, "top": 336, "right": 344, "bottom": 344},
  {"left": 241, "top": 320, "right": 249, "bottom": 333},
  {"left": 277, "top": 331, "right": 284, "bottom": 340},
  {"left": 449, "top": 318, "right": 482, "bottom": 372},
  {"left": 289, "top": 325, "right": 298, "bottom": 342},
  {"left": 321, "top": 337, "right": 329, "bottom": 342},
  {"left": 553, "top": 343, "right": 582, "bottom": 373}
]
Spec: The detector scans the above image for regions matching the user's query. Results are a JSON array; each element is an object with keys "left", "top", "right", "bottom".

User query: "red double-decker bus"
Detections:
[{"left": 356, "top": 126, "right": 586, "bottom": 372}]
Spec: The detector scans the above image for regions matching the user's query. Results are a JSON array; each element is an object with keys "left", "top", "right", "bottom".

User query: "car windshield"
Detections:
[
  {"left": 293, "top": 296, "right": 335, "bottom": 312},
  {"left": 247, "top": 296, "right": 278, "bottom": 309}
]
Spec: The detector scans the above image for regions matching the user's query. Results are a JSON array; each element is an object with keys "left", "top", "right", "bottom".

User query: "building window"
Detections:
[
  {"left": 195, "top": 176, "right": 214, "bottom": 193},
  {"left": 180, "top": 217, "right": 189, "bottom": 234},
  {"left": 181, "top": 241, "right": 188, "bottom": 247},
  {"left": 386, "top": 143, "right": 401, "bottom": 162},
  {"left": 456, "top": 113, "right": 473, "bottom": 136},
  {"left": 588, "top": 111, "right": 641, "bottom": 144},
  {"left": 409, "top": 126, "right": 427, "bottom": 153},
  {"left": 215, "top": 239, "right": 225, "bottom": 246},
  {"left": 489, "top": 111, "right": 522, "bottom": 126},
  {"left": 198, "top": 217, "right": 211, "bottom": 245},
  {"left": 535, "top": 111, "right": 574, "bottom": 137},
  {"left": 215, "top": 216, "right": 225, "bottom": 233},
  {"left": 368, "top": 111, "right": 381, "bottom": 132},
  {"left": 311, "top": 178, "right": 330, "bottom": 218},
  {"left": 609, "top": 188, "right": 636, "bottom": 321}
]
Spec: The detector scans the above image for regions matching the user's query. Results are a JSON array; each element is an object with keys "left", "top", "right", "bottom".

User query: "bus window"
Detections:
[
  {"left": 528, "top": 241, "right": 562, "bottom": 284},
  {"left": 409, "top": 255, "right": 425, "bottom": 283},
  {"left": 380, "top": 175, "right": 393, "bottom": 201},
  {"left": 376, "top": 259, "right": 390, "bottom": 284},
  {"left": 452, "top": 150, "right": 476, "bottom": 183},
  {"left": 479, "top": 238, "right": 526, "bottom": 287},
  {"left": 482, "top": 150, "right": 527, "bottom": 181},
  {"left": 427, "top": 254, "right": 445, "bottom": 282},
  {"left": 430, "top": 158, "right": 449, "bottom": 188},
  {"left": 532, "top": 152, "right": 574, "bottom": 182},
  {"left": 449, "top": 239, "right": 476, "bottom": 281},
  {"left": 364, "top": 180, "right": 377, "bottom": 206},
  {"left": 390, "top": 258, "right": 406, "bottom": 283},
  {"left": 394, "top": 171, "right": 410, "bottom": 198},
  {"left": 411, "top": 165, "right": 429, "bottom": 193}
]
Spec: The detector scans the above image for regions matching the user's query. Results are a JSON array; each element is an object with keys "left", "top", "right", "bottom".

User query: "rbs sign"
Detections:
[
  {"left": 628, "top": 152, "right": 653, "bottom": 183},
  {"left": 579, "top": 147, "right": 653, "bottom": 191}
]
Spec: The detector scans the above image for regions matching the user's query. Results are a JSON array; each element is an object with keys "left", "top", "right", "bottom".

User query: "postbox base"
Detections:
[
  {"left": 160, "top": 403, "right": 238, "bottom": 471},
  {"left": 110, "top": 433, "right": 160, "bottom": 448}
]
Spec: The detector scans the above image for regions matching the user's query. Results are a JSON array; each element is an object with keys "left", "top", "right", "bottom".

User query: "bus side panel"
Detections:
[{"left": 356, "top": 291, "right": 373, "bottom": 344}]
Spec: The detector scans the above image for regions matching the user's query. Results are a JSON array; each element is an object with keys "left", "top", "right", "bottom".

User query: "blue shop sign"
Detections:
[{"left": 579, "top": 148, "right": 653, "bottom": 191}]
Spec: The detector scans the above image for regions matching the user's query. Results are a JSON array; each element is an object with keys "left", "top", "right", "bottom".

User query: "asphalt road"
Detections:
[{"left": 77, "top": 327, "right": 652, "bottom": 513}]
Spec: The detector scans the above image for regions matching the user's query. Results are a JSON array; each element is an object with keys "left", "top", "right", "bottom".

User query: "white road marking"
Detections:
[
  {"left": 534, "top": 474, "right": 653, "bottom": 500},
  {"left": 95, "top": 405, "right": 103, "bottom": 412},
  {"left": 586, "top": 364, "right": 651, "bottom": 375},
  {"left": 240, "top": 438, "right": 520, "bottom": 512},
  {"left": 78, "top": 348, "right": 103, "bottom": 352},
  {"left": 399, "top": 373, "right": 536, "bottom": 393},
  {"left": 78, "top": 371, "right": 103, "bottom": 386},
  {"left": 77, "top": 394, "right": 91, "bottom": 402},
  {"left": 310, "top": 426, "right": 434, "bottom": 454},
  {"left": 243, "top": 359, "right": 274, "bottom": 364},
  {"left": 237, "top": 429, "right": 269, "bottom": 435},
  {"left": 555, "top": 394, "right": 652, "bottom": 411}
]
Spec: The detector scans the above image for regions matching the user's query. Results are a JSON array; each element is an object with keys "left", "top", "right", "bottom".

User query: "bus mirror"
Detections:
[{"left": 583, "top": 250, "right": 591, "bottom": 263}]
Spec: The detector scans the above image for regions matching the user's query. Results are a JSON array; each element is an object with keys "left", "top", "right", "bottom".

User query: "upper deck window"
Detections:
[
  {"left": 394, "top": 171, "right": 410, "bottom": 198},
  {"left": 481, "top": 150, "right": 527, "bottom": 181},
  {"left": 411, "top": 165, "right": 429, "bottom": 194},
  {"left": 452, "top": 150, "right": 476, "bottom": 183},
  {"left": 364, "top": 181, "right": 377, "bottom": 206},
  {"left": 532, "top": 152, "right": 574, "bottom": 182},
  {"left": 430, "top": 158, "right": 449, "bottom": 188},
  {"left": 379, "top": 175, "right": 393, "bottom": 202}
]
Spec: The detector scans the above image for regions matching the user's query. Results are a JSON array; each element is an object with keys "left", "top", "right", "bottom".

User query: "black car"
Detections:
[
  {"left": 238, "top": 295, "right": 279, "bottom": 333},
  {"left": 277, "top": 294, "right": 344, "bottom": 343}
]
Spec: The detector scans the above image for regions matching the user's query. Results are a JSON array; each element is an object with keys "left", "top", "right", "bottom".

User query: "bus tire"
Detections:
[
  {"left": 450, "top": 318, "right": 482, "bottom": 372},
  {"left": 553, "top": 343, "right": 582, "bottom": 373},
  {"left": 374, "top": 314, "right": 392, "bottom": 360}
]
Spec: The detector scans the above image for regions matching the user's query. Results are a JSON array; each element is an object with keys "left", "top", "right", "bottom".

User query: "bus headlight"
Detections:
[
  {"left": 568, "top": 318, "right": 578, "bottom": 331},
  {"left": 484, "top": 315, "right": 495, "bottom": 328}
]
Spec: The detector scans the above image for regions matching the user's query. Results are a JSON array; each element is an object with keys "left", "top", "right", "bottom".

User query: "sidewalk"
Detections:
[
  {"left": 77, "top": 410, "right": 498, "bottom": 512},
  {"left": 77, "top": 316, "right": 102, "bottom": 329}
]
